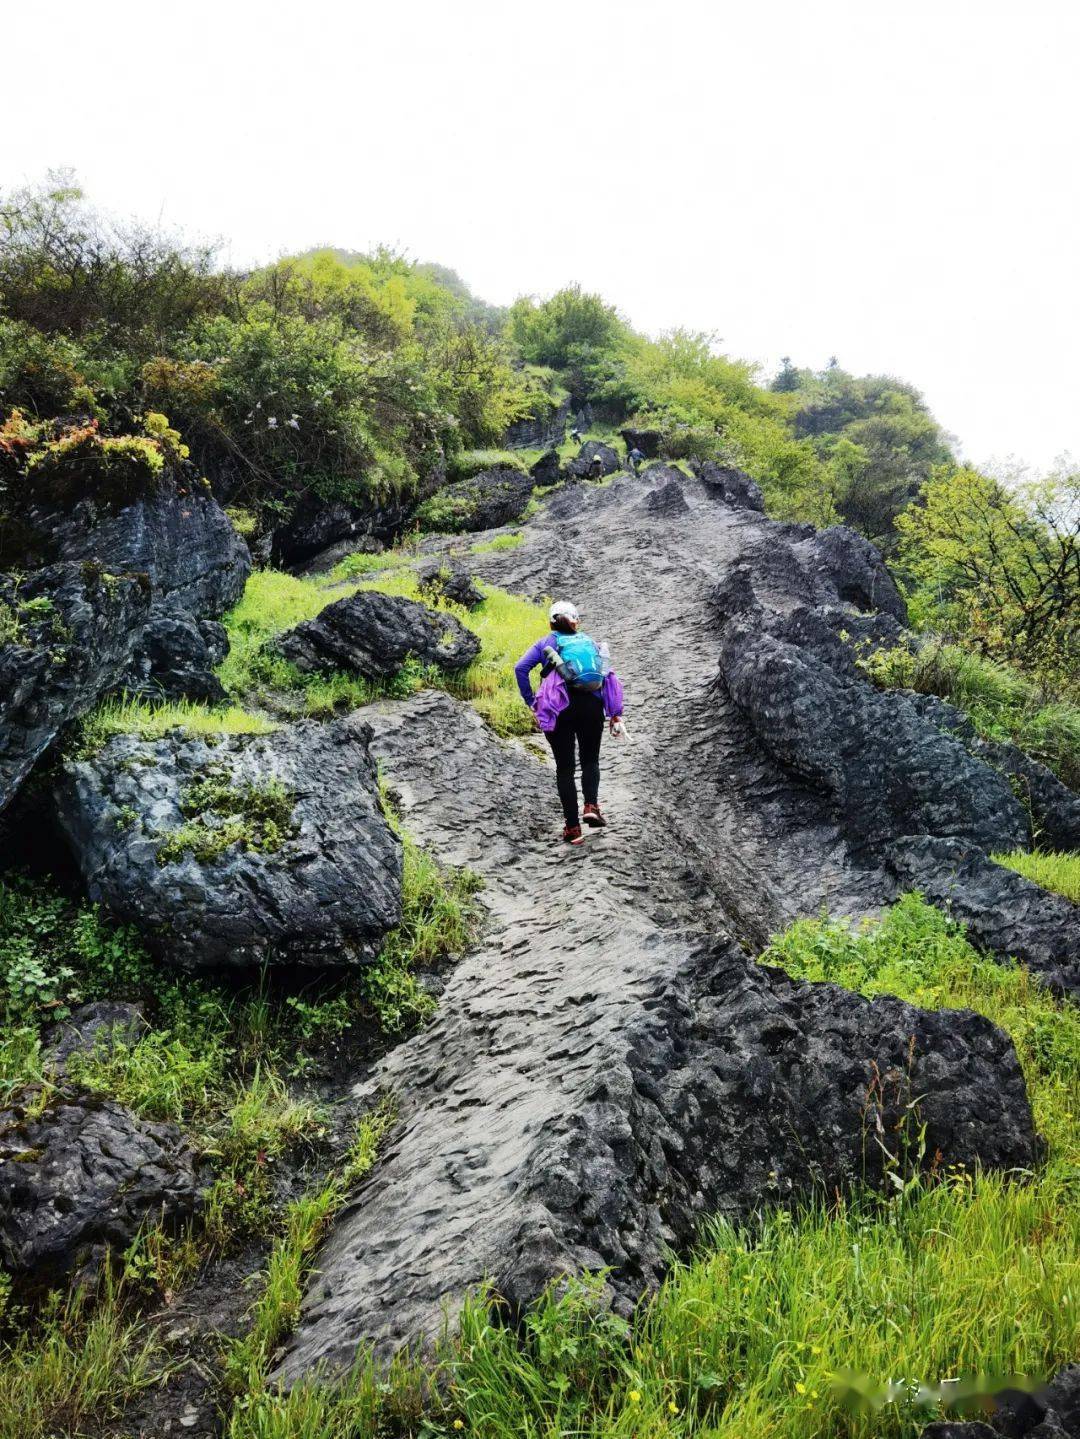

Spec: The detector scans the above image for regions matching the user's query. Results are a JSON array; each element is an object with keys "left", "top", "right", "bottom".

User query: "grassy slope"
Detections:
[{"left": 993, "top": 848, "right": 1080, "bottom": 905}]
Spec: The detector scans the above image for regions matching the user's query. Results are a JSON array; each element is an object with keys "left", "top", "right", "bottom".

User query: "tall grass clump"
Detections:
[
  {"left": 0, "top": 1276, "right": 163, "bottom": 1439},
  {"left": 992, "top": 849, "right": 1080, "bottom": 905},
  {"left": 858, "top": 640, "right": 1080, "bottom": 788},
  {"left": 447, "top": 448, "right": 529, "bottom": 481},
  {"left": 762, "top": 892, "right": 1079, "bottom": 1173},
  {"left": 77, "top": 696, "right": 276, "bottom": 755}
]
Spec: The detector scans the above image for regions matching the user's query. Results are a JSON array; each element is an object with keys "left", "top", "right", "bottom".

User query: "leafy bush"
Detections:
[
  {"left": 896, "top": 463, "right": 1080, "bottom": 687},
  {"left": 857, "top": 638, "right": 1080, "bottom": 789}
]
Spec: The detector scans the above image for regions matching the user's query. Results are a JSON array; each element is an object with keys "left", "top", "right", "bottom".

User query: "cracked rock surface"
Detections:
[
  {"left": 0, "top": 1088, "right": 199, "bottom": 1290},
  {"left": 278, "top": 462, "right": 1076, "bottom": 1375},
  {"left": 278, "top": 697, "right": 1036, "bottom": 1377},
  {"left": 55, "top": 717, "right": 402, "bottom": 969}
]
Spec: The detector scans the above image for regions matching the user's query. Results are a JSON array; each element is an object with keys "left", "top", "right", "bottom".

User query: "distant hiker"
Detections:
[
  {"left": 627, "top": 445, "right": 644, "bottom": 474},
  {"left": 514, "top": 600, "right": 625, "bottom": 845},
  {"left": 570, "top": 426, "right": 582, "bottom": 444},
  {"left": 589, "top": 453, "right": 605, "bottom": 481}
]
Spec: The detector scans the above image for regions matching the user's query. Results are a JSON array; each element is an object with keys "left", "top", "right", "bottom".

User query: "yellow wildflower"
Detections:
[{"left": 628, "top": 1390, "right": 642, "bottom": 1404}]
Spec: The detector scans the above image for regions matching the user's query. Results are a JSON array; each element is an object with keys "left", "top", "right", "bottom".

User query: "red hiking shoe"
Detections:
[
  {"left": 562, "top": 824, "right": 585, "bottom": 845},
  {"left": 583, "top": 803, "right": 606, "bottom": 828}
]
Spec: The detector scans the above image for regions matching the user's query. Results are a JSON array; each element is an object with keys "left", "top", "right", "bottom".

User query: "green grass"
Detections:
[
  {"left": 213, "top": 562, "right": 547, "bottom": 736},
  {"left": 858, "top": 639, "right": 1080, "bottom": 789},
  {"left": 353, "top": 568, "right": 549, "bottom": 736},
  {"left": 446, "top": 448, "right": 529, "bottom": 481},
  {"left": 993, "top": 849, "right": 1080, "bottom": 905},
  {"left": 77, "top": 696, "right": 276, "bottom": 755},
  {"left": 472, "top": 530, "right": 525, "bottom": 553},
  {"left": 0, "top": 1276, "right": 163, "bottom": 1439},
  {"left": 222, "top": 1100, "right": 397, "bottom": 1400},
  {"left": 0, "top": 833, "right": 483, "bottom": 1433}
]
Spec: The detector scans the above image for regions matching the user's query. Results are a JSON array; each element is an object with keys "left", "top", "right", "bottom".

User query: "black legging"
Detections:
[{"left": 545, "top": 691, "right": 605, "bottom": 826}]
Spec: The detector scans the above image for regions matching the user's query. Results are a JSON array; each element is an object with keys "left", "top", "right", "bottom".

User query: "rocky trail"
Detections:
[{"left": 279, "top": 462, "right": 1070, "bottom": 1379}]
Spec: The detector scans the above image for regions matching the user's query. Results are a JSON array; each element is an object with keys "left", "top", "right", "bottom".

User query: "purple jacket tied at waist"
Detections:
[{"left": 515, "top": 633, "right": 625, "bottom": 733}]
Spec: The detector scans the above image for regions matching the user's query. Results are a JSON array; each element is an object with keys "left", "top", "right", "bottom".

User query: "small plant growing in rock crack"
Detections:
[{"left": 155, "top": 766, "right": 298, "bottom": 866}]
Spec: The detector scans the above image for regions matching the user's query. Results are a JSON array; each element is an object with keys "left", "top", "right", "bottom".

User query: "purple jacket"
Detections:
[{"left": 514, "top": 633, "right": 625, "bottom": 733}]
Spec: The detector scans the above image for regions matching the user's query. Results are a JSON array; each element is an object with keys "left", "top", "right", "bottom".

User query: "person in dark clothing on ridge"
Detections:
[
  {"left": 627, "top": 444, "right": 644, "bottom": 474},
  {"left": 589, "top": 453, "right": 605, "bottom": 481},
  {"left": 514, "top": 600, "right": 625, "bottom": 845}
]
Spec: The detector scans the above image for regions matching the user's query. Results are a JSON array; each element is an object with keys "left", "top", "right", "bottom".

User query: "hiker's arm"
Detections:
[{"left": 514, "top": 640, "right": 545, "bottom": 705}]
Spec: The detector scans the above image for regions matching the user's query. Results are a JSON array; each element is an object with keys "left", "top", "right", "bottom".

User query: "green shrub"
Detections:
[{"left": 857, "top": 638, "right": 1080, "bottom": 789}]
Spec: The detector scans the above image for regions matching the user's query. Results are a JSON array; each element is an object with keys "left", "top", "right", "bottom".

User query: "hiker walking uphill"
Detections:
[{"left": 514, "top": 601, "right": 625, "bottom": 845}]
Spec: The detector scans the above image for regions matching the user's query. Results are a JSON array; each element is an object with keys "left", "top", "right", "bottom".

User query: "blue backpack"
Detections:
[{"left": 553, "top": 632, "right": 605, "bottom": 691}]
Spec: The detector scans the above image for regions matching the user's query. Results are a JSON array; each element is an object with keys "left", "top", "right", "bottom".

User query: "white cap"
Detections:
[{"left": 549, "top": 599, "right": 580, "bottom": 624}]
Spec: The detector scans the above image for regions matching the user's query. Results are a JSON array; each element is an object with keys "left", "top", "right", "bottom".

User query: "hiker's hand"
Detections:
[{"left": 609, "top": 716, "right": 624, "bottom": 737}]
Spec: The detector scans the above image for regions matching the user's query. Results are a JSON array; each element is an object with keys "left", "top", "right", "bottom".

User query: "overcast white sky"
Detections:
[{"left": 5, "top": 0, "right": 1078, "bottom": 470}]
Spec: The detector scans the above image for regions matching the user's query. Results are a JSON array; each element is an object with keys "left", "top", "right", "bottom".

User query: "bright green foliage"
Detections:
[
  {"left": 774, "top": 360, "right": 953, "bottom": 544},
  {"left": 351, "top": 567, "right": 550, "bottom": 736},
  {"left": 155, "top": 769, "right": 298, "bottom": 867},
  {"left": 585, "top": 329, "right": 838, "bottom": 523},
  {"left": 993, "top": 849, "right": 1080, "bottom": 905},
  {"left": 508, "top": 286, "right": 624, "bottom": 370},
  {"left": 222, "top": 1100, "right": 396, "bottom": 1399},
  {"left": 77, "top": 697, "right": 276, "bottom": 755},
  {"left": 896, "top": 463, "right": 1080, "bottom": 687},
  {"left": 472, "top": 530, "right": 525, "bottom": 553},
  {"left": 762, "top": 893, "right": 1080, "bottom": 1174},
  {"left": 447, "top": 447, "right": 529, "bottom": 480},
  {"left": 2, "top": 410, "right": 187, "bottom": 511},
  {"left": 857, "top": 638, "right": 1080, "bottom": 789}
]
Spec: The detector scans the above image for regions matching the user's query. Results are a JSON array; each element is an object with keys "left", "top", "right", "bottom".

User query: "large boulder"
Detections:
[
  {"left": 503, "top": 396, "right": 570, "bottom": 450},
  {"left": 120, "top": 613, "right": 229, "bottom": 705},
  {"left": 28, "top": 473, "right": 251, "bottom": 620},
  {"left": 54, "top": 717, "right": 402, "bottom": 970},
  {"left": 620, "top": 426, "right": 662, "bottom": 458},
  {"left": 44, "top": 1001, "right": 149, "bottom": 1076},
  {"left": 416, "top": 466, "right": 535, "bottom": 533},
  {"left": 275, "top": 590, "right": 480, "bottom": 679},
  {"left": 567, "top": 440, "right": 620, "bottom": 480},
  {"left": 698, "top": 461, "right": 765, "bottom": 511},
  {"left": 528, "top": 448, "right": 561, "bottom": 488},
  {"left": 0, "top": 562, "right": 151, "bottom": 813},
  {"left": 0, "top": 1088, "right": 199, "bottom": 1290}
]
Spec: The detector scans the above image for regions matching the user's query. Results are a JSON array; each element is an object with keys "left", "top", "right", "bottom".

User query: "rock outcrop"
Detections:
[
  {"left": 416, "top": 562, "right": 485, "bottom": 610},
  {"left": 528, "top": 448, "right": 561, "bottom": 487},
  {"left": 503, "top": 396, "right": 571, "bottom": 450},
  {"left": 922, "top": 1366, "right": 1080, "bottom": 1439},
  {"left": 567, "top": 440, "right": 620, "bottom": 479},
  {"left": 275, "top": 590, "right": 480, "bottom": 679},
  {"left": 55, "top": 717, "right": 402, "bottom": 970},
  {"left": 121, "top": 613, "right": 230, "bottom": 704},
  {"left": 0, "top": 562, "right": 151, "bottom": 813},
  {"left": 419, "top": 466, "right": 535, "bottom": 532},
  {"left": 44, "top": 1001, "right": 149, "bottom": 1075},
  {"left": 278, "top": 692, "right": 1038, "bottom": 1378},
  {"left": 0, "top": 1088, "right": 199, "bottom": 1289},
  {"left": 28, "top": 474, "right": 250, "bottom": 620},
  {"left": 620, "top": 426, "right": 662, "bottom": 458}
]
